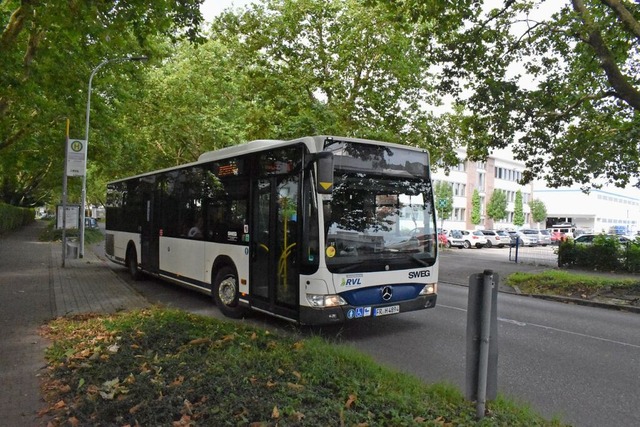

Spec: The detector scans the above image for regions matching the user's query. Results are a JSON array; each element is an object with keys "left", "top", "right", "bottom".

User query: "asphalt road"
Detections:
[{"left": 110, "top": 247, "right": 640, "bottom": 427}]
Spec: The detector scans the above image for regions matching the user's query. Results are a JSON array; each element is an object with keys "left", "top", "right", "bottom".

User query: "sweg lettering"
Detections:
[
  {"left": 408, "top": 270, "right": 431, "bottom": 279},
  {"left": 341, "top": 277, "right": 362, "bottom": 286}
]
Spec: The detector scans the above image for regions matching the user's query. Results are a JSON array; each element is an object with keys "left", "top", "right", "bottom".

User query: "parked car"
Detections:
[
  {"left": 507, "top": 231, "right": 537, "bottom": 247},
  {"left": 573, "top": 234, "right": 595, "bottom": 244},
  {"left": 538, "top": 229, "right": 552, "bottom": 246},
  {"left": 438, "top": 231, "right": 448, "bottom": 246},
  {"left": 551, "top": 224, "right": 576, "bottom": 239},
  {"left": 574, "top": 234, "right": 637, "bottom": 245},
  {"left": 550, "top": 230, "right": 566, "bottom": 244},
  {"left": 460, "top": 230, "right": 487, "bottom": 249},
  {"left": 495, "top": 230, "right": 511, "bottom": 240},
  {"left": 84, "top": 217, "right": 99, "bottom": 229},
  {"left": 444, "top": 229, "right": 465, "bottom": 249},
  {"left": 521, "top": 229, "right": 549, "bottom": 246},
  {"left": 479, "top": 230, "right": 505, "bottom": 248}
]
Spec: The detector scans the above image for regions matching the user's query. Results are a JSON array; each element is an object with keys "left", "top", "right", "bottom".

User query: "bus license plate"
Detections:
[{"left": 374, "top": 305, "right": 400, "bottom": 316}]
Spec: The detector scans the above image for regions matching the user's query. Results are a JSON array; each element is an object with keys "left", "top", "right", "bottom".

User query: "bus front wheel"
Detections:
[{"left": 213, "top": 266, "right": 245, "bottom": 319}]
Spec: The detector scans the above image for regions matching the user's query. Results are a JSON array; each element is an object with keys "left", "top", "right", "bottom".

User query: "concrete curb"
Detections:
[
  {"left": 441, "top": 280, "right": 640, "bottom": 314},
  {"left": 521, "top": 293, "right": 640, "bottom": 314}
]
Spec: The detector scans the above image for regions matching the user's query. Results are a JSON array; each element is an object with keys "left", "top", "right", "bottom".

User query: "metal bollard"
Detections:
[{"left": 465, "top": 270, "right": 499, "bottom": 419}]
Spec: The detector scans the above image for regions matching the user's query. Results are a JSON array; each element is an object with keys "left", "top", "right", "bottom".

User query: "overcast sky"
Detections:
[{"left": 201, "top": 0, "right": 255, "bottom": 22}]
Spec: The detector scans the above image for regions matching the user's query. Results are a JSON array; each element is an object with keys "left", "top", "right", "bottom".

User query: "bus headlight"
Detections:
[
  {"left": 419, "top": 283, "right": 437, "bottom": 295},
  {"left": 306, "top": 294, "right": 347, "bottom": 308}
]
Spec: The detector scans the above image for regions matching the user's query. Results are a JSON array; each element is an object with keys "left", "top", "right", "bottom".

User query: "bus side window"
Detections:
[{"left": 206, "top": 177, "right": 248, "bottom": 244}]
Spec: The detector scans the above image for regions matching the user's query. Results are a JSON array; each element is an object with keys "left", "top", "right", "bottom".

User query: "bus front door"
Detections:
[{"left": 251, "top": 176, "right": 299, "bottom": 320}]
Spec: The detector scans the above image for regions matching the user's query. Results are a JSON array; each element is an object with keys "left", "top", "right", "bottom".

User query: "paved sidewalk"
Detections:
[{"left": 0, "top": 221, "right": 148, "bottom": 425}]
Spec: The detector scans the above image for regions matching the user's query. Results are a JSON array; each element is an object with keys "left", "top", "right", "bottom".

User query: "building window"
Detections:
[
  {"left": 451, "top": 207, "right": 466, "bottom": 221},
  {"left": 453, "top": 162, "right": 466, "bottom": 172},
  {"left": 452, "top": 182, "right": 466, "bottom": 197},
  {"left": 477, "top": 172, "right": 485, "bottom": 192}
]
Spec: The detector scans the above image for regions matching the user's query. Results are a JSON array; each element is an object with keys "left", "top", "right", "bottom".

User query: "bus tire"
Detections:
[
  {"left": 126, "top": 246, "right": 141, "bottom": 281},
  {"left": 213, "top": 266, "right": 245, "bottom": 319}
]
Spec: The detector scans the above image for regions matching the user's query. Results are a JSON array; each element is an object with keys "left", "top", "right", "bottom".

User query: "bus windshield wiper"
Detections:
[
  {"left": 411, "top": 255, "right": 434, "bottom": 267},
  {"left": 332, "top": 261, "right": 364, "bottom": 273}
]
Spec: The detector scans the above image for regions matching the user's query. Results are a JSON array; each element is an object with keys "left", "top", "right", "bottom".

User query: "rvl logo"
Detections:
[{"left": 342, "top": 277, "right": 362, "bottom": 286}]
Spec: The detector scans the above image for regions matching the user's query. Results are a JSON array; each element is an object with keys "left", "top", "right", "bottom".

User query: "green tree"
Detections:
[
  {"left": 529, "top": 199, "right": 548, "bottom": 227},
  {"left": 119, "top": 40, "right": 252, "bottom": 171},
  {"left": 379, "top": 0, "right": 640, "bottom": 189},
  {"left": 513, "top": 190, "right": 525, "bottom": 227},
  {"left": 0, "top": 0, "right": 205, "bottom": 206},
  {"left": 486, "top": 189, "right": 507, "bottom": 223},
  {"left": 210, "top": 0, "right": 440, "bottom": 148},
  {"left": 471, "top": 188, "right": 481, "bottom": 225},
  {"left": 434, "top": 181, "right": 453, "bottom": 230}
]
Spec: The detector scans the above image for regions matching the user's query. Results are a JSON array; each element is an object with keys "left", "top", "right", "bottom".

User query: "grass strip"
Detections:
[
  {"left": 506, "top": 270, "right": 640, "bottom": 296},
  {"left": 40, "top": 308, "right": 564, "bottom": 426}
]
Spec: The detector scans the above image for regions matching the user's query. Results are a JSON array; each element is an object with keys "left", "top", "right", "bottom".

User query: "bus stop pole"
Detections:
[{"left": 61, "top": 119, "right": 70, "bottom": 267}]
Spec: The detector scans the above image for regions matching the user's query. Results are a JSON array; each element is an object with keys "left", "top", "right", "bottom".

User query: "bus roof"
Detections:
[
  {"left": 197, "top": 135, "right": 427, "bottom": 163},
  {"left": 108, "top": 135, "right": 427, "bottom": 184}
]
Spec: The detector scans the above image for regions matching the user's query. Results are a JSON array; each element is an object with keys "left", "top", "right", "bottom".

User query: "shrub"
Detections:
[
  {"left": 557, "top": 240, "right": 577, "bottom": 267},
  {"left": 0, "top": 203, "right": 35, "bottom": 234},
  {"left": 39, "top": 220, "right": 104, "bottom": 244},
  {"left": 558, "top": 235, "right": 623, "bottom": 271},
  {"left": 591, "top": 235, "right": 623, "bottom": 270},
  {"left": 624, "top": 242, "right": 640, "bottom": 273}
]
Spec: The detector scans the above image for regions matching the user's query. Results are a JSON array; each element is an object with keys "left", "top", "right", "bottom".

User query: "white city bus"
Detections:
[{"left": 105, "top": 136, "right": 438, "bottom": 325}]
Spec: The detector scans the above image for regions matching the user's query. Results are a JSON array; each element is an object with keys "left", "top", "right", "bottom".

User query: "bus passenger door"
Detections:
[
  {"left": 141, "top": 188, "right": 159, "bottom": 274},
  {"left": 251, "top": 176, "right": 299, "bottom": 320}
]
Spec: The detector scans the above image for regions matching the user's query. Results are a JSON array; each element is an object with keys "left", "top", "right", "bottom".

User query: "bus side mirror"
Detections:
[{"left": 316, "top": 152, "right": 334, "bottom": 194}]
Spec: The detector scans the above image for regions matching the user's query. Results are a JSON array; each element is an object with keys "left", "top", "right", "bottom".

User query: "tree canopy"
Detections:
[
  {"left": 486, "top": 189, "right": 508, "bottom": 222},
  {"left": 529, "top": 199, "right": 548, "bottom": 225},
  {"left": 3, "top": 0, "right": 639, "bottom": 208},
  {"left": 471, "top": 189, "right": 482, "bottom": 225},
  {"left": 434, "top": 181, "right": 454, "bottom": 228},
  {"left": 381, "top": 0, "right": 640, "bottom": 189},
  {"left": 514, "top": 190, "right": 525, "bottom": 226},
  {"left": 0, "top": 0, "right": 205, "bottom": 206}
]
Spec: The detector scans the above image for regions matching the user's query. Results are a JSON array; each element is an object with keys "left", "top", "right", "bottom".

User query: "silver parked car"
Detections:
[
  {"left": 574, "top": 234, "right": 637, "bottom": 245},
  {"left": 521, "top": 229, "right": 548, "bottom": 246},
  {"left": 508, "top": 231, "right": 537, "bottom": 246},
  {"left": 479, "top": 230, "right": 505, "bottom": 248},
  {"left": 537, "top": 229, "right": 552, "bottom": 246}
]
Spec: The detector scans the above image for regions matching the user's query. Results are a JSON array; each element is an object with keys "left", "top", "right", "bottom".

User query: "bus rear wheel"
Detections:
[
  {"left": 213, "top": 266, "right": 245, "bottom": 319},
  {"left": 126, "top": 246, "right": 141, "bottom": 281}
]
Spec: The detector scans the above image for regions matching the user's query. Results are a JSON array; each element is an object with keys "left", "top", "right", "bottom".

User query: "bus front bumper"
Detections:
[{"left": 299, "top": 294, "right": 437, "bottom": 326}]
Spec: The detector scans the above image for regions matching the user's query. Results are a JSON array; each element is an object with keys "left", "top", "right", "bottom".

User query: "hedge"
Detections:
[
  {"left": 0, "top": 203, "right": 36, "bottom": 234},
  {"left": 557, "top": 235, "right": 640, "bottom": 273}
]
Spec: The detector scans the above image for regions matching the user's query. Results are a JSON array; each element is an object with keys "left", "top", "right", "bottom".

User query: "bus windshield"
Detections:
[{"left": 323, "top": 140, "right": 437, "bottom": 273}]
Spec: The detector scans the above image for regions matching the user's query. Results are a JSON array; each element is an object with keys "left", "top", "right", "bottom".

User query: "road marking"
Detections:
[
  {"left": 521, "top": 321, "right": 640, "bottom": 350},
  {"left": 498, "top": 317, "right": 527, "bottom": 326},
  {"left": 438, "top": 304, "right": 466, "bottom": 312},
  {"left": 438, "top": 304, "right": 640, "bottom": 350}
]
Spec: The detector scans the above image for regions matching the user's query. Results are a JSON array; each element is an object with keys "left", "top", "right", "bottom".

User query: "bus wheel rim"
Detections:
[{"left": 219, "top": 277, "right": 237, "bottom": 306}]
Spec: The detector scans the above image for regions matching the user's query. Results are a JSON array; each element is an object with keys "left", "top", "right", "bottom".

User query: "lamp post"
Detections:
[{"left": 79, "top": 56, "right": 147, "bottom": 258}]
